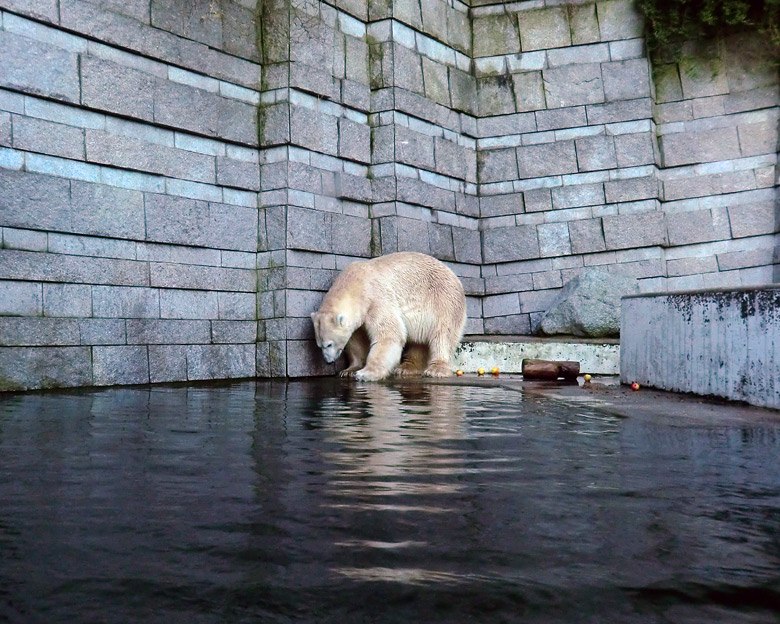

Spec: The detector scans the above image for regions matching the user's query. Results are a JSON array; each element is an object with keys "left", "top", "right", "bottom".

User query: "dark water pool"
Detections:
[{"left": 1, "top": 380, "right": 779, "bottom": 623}]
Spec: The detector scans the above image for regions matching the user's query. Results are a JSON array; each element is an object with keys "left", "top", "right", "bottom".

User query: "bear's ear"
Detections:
[
  {"left": 310, "top": 312, "right": 318, "bottom": 323},
  {"left": 337, "top": 313, "right": 346, "bottom": 327}
]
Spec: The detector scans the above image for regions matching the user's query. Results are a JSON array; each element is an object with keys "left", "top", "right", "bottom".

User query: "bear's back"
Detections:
[
  {"left": 365, "top": 252, "right": 462, "bottom": 292},
  {"left": 361, "top": 253, "right": 465, "bottom": 325}
]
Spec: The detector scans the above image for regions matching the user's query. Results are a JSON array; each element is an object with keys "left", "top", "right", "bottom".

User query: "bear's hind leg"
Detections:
[
  {"left": 394, "top": 343, "right": 428, "bottom": 377},
  {"left": 423, "top": 330, "right": 460, "bottom": 378}
]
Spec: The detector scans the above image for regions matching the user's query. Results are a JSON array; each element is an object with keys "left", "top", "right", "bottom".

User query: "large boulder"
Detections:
[{"left": 538, "top": 269, "right": 639, "bottom": 337}]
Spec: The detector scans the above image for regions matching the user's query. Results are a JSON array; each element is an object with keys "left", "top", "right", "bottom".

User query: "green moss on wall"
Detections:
[{"left": 638, "top": 0, "right": 780, "bottom": 53}]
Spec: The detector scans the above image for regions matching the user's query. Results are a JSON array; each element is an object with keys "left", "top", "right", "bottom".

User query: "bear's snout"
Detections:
[{"left": 322, "top": 346, "right": 342, "bottom": 363}]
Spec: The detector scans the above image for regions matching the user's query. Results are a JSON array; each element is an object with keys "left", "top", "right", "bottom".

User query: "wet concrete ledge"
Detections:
[
  {"left": 620, "top": 286, "right": 780, "bottom": 409},
  {"left": 454, "top": 335, "right": 620, "bottom": 375}
]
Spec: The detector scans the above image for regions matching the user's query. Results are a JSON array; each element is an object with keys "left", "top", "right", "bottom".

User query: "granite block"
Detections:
[
  {"left": 434, "top": 137, "right": 469, "bottom": 180},
  {"left": 211, "top": 320, "right": 257, "bottom": 343},
  {"left": 569, "top": 218, "right": 607, "bottom": 254},
  {"left": 155, "top": 78, "right": 257, "bottom": 145},
  {"left": 484, "top": 313, "right": 531, "bottom": 335},
  {"left": 518, "top": 7, "right": 570, "bottom": 52},
  {"left": 483, "top": 292, "right": 521, "bottom": 317},
  {"left": 738, "top": 122, "right": 779, "bottom": 158},
  {"left": 586, "top": 98, "right": 652, "bottom": 125},
  {"left": 43, "top": 283, "right": 92, "bottom": 318},
  {"left": 187, "top": 343, "right": 255, "bottom": 379},
  {"left": 537, "top": 222, "right": 572, "bottom": 257},
  {"left": 393, "top": 43, "right": 424, "bottom": 94},
  {"left": 728, "top": 202, "right": 777, "bottom": 238},
  {"left": 259, "top": 103, "right": 291, "bottom": 147},
  {"left": 472, "top": 13, "right": 519, "bottom": 58},
  {"left": 516, "top": 141, "right": 578, "bottom": 178},
  {"left": 575, "top": 135, "right": 617, "bottom": 171},
  {"left": 449, "top": 68, "right": 477, "bottom": 115},
  {"left": 148, "top": 345, "right": 188, "bottom": 382},
  {"left": 0, "top": 169, "right": 72, "bottom": 233},
  {"left": 602, "top": 59, "right": 651, "bottom": 101},
  {"left": 151, "top": 0, "right": 222, "bottom": 48},
  {"left": 93, "top": 345, "right": 149, "bottom": 385},
  {"left": 0, "top": 111, "right": 10, "bottom": 147},
  {"left": 339, "top": 117, "right": 371, "bottom": 164},
  {"left": 661, "top": 127, "right": 741, "bottom": 166},
  {"left": 551, "top": 182, "right": 605, "bottom": 209},
  {"left": 428, "top": 222, "right": 455, "bottom": 261},
  {"left": 596, "top": 0, "right": 644, "bottom": 41},
  {"left": 78, "top": 319, "right": 126, "bottom": 345},
  {"left": 397, "top": 217, "right": 431, "bottom": 254},
  {"left": 12, "top": 115, "right": 85, "bottom": 160},
  {"left": 290, "top": 105, "right": 339, "bottom": 156},
  {"left": 287, "top": 206, "right": 332, "bottom": 253},
  {"left": 484, "top": 273, "right": 534, "bottom": 295},
  {"left": 125, "top": 319, "right": 211, "bottom": 344},
  {"left": 453, "top": 228, "right": 482, "bottom": 264},
  {"left": 331, "top": 213, "right": 372, "bottom": 257},
  {"left": 159, "top": 290, "right": 219, "bottom": 319},
  {"left": 604, "top": 176, "right": 658, "bottom": 203},
  {"left": 150, "top": 263, "right": 255, "bottom": 292},
  {"left": 512, "top": 71, "right": 546, "bottom": 112},
  {"left": 285, "top": 339, "right": 335, "bottom": 377},
  {"left": 569, "top": 3, "right": 600, "bottom": 45},
  {"left": 614, "top": 132, "right": 656, "bottom": 167},
  {"left": 481, "top": 194, "right": 523, "bottom": 218},
  {"left": 92, "top": 286, "right": 159, "bottom": 318},
  {"left": 536, "top": 106, "right": 588, "bottom": 132},
  {"left": 218, "top": 292, "right": 257, "bottom": 320},
  {"left": 479, "top": 148, "right": 518, "bottom": 184},
  {"left": 395, "top": 124, "right": 435, "bottom": 169},
  {"left": 542, "top": 63, "right": 604, "bottom": 109},
  {"left": 217, "top": 156, "right": 261, "bottom": 191},
  {"left": 523, "top": 188, "right": 553, "bottom": 213},
  {"left": 477, "top": 76, "right": 516, "bottom": 117},
  {"left": 0, "top": 250, "right": 149, "bottom": 286},
  {"left": 70, "top": 180, "right": 146, "bottom": 240},
  {"left": 144, "top": 194, "right": 258, "bottom": 252},
  {"left": 0, "top": 346, "right": 92, "bottom": 391},
  {"left": 0, "top": 30, "right": 80, "bottom": 103},
  {"left": 1, "top": 228, "right": 48, "bottom": 252},
  {"left": 81, "top": 56, "right": 155, "bottom": 122},
  {"left": 603, "top": 211, "right": 667, "bottom": 249},
  {"left": 0, "top": 280, "right": 42, "bottom": 316},
  {"left": 422, "top": 57, "right": 451, "bottom": 106},
  {"left": 482, "top": 225, "right": 541, "bottom": 263}
]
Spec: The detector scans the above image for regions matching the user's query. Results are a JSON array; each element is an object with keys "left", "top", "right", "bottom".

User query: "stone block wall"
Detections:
[
  {"left": 1, "top": 0, "right": 262, "bottom": 389},
  {"left": 1, "top": 0, "right": 778, "bottom": 388},
  {"left": 473, "top": 0, "right": 662, "bottom": 334},
  {"left": 653, "top": 34, "right": 779, "bottom": 291}
]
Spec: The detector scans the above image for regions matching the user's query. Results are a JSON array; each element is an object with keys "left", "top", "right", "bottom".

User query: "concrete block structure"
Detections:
[
  {"left": 621, "top": 287, "right": 780, "bottom": 409},
  {"left": 0, "top": 0, "right": 777, "bottom": 389}
]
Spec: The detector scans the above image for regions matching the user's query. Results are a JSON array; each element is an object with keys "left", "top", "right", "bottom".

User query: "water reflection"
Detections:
[{"left": 1, "top": 380, "right": 779, "bottom": 623}]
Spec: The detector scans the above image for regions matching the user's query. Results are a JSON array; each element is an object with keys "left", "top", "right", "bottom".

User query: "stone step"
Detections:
[{"left": 454, "top": 335, "right": 620, "bottom": 375}]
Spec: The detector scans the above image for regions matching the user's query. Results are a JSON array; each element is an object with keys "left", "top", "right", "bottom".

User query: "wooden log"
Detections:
[{"left": 521, "top": 359, "right": 580, "bottom": 380}]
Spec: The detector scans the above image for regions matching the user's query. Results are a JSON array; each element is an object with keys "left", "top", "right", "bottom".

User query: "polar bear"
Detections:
[{"left": 310, "top": 252, "right": 467, "bottom": 381}]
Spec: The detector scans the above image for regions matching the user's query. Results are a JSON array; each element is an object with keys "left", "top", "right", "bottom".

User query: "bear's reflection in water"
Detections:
[{"left": 310, "top": 384, "right": 468, "bottom": 495}]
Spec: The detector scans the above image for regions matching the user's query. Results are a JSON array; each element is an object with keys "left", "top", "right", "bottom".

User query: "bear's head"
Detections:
[{"left": 311, "top": 311, "right": 353, "bottom": 363}]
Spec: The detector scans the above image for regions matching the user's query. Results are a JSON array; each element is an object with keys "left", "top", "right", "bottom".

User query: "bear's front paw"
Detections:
[
  {"left": 423, "top": 362, "right": 452, "bottom": 378},
  {"left": 339, "top": 368, "right": 357, "bottom": 378},
  {"left": 354, "top": 368, "right": 387, "bottom": 382},
  {"left": 394, "top": 361, "right": 425, "bottom": 377}
]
